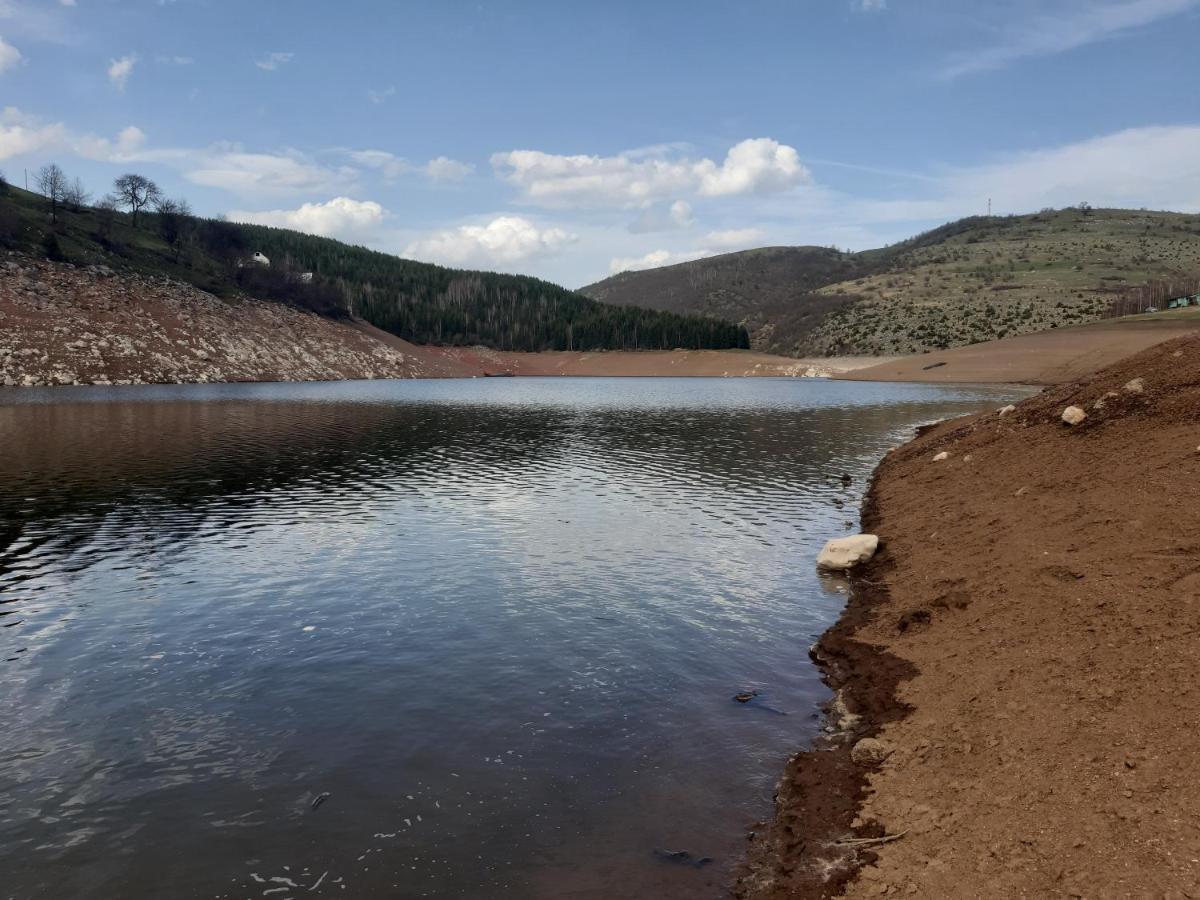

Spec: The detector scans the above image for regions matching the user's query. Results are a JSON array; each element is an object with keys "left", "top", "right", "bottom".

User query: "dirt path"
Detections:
[
  {"left": 739, "top": 333, "right": 1200, "bottom": 898},
  {"left": 838, "top": 312, "right": 1200, "bottom": 385}
]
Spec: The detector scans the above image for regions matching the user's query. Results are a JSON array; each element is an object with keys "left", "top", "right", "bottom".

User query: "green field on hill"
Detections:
[{"left": 582, "top": 208, "right": 1200, "bottom": 357}]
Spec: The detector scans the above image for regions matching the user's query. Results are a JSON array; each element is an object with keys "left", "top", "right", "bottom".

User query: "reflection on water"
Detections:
[{"left": 0, "top": 377, "right": 1022, "bottom": 899}]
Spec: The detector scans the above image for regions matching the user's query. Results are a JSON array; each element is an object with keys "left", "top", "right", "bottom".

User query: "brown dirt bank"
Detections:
[
  {"left": 837, "top": 312, "right": 1200, "bottom": 386},
  {"left": 739, "top": 333, "right": 1200, "bottom": 898}
]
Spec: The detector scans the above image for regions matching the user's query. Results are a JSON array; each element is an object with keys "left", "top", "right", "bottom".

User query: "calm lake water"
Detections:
[{"left": 0, "top": 377, "right": 1021, "bottom": 900}]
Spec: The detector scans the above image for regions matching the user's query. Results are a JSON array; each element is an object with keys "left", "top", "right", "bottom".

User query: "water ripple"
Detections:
[{"left": 0, "top": 377, "right": 1025, "bottom": 899}]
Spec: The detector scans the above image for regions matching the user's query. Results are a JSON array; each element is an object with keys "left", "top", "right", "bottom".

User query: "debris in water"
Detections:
[
  {"left": 733, "top": 691, "right": 759, "bottom": 703},
  {"left": 311, "top": 792, "right": 330, "bottom": 811},
  {"left": 653, "top": 848, "right": 714, "bottom": 868}
]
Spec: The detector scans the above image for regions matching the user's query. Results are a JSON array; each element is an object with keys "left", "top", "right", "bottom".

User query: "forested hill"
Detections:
[
  {"left": 581, "top": 208, "right": 1200, "bottom": 356},
  {"left": 235, "top": 223, "right": 749, "bottom": 351},
  {"left": 0, "top": 179, "right": 749, "bottom": 353}
]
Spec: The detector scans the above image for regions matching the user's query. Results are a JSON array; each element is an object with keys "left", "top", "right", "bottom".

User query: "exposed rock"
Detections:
[
  {"left": 1123, "top": 377, "right": 1145, "bottom": 394},
  {"left": 851, "top": 738, "right": 892, "bottom": 766},
  {"left": 932, "top": 451, "right": 950, "bottom": 461},
  {"left": 0, "top": 255, "right": 438, "bottom": 387},
  {"left": 817, "top": 534, "right": 880, "bottom": 571},
  {"left": 998, "top": 405, "right": 1016, "bottom": 417},
  {"left": 1061, "top": 406, "right": 1087, "bottom": 426}
]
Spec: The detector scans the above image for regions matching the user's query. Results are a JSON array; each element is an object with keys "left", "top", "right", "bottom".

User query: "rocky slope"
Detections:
[{"left": 0, "top": 254, "right": 460, "bottom": 387}]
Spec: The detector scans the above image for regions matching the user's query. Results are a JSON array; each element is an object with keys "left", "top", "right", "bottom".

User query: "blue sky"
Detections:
[{"left": 2, "top": 0, "right": 1199, "bottom": 286}]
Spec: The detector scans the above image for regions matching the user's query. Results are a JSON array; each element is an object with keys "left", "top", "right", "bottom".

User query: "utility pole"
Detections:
[{"left": 987, "top": 198, "right": 992, "bottom": 217}]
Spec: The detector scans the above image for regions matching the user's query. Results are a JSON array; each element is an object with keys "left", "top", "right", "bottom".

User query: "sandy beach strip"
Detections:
[
  {"left": 739, "top": 333, "right": 1200, "bottom": 898},
  {"left": 837, "top": 312, "right": 1200, "bottom": 386}
]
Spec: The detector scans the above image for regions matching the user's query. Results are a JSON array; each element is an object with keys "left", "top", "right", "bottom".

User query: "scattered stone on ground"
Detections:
[
  {"left": 849, "top": 738, "right": 891, "bottom": 766},
  {"left": 816, "top": 535, "right": 880, "bottom": 571},
  {"left": 1060, "top": 405, "right": 1086, "bottom": 425}
]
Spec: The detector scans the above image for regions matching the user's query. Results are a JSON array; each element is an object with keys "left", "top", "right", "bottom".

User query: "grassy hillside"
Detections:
[
  {"left": 580, "top": 208, "right": 1200, "bottom": 356},
  {"left": 0, "top": 183, "right": 749, "bottom": 353}
]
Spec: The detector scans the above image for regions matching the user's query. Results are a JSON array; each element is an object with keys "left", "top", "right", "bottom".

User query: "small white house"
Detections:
[
  {"left": 298, "top": 272, "right": 313, "bottom": 283},
  {"left": 250, "top": 252, "right": 271, "bottom": 267}
]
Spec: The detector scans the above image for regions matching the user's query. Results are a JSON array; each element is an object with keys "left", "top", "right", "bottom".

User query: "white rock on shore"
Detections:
[
  {"left": 1061, "top": 406, "right": 1087, "bottom": 426},
  {"left": 817, "top": 534, "right": 879, "bottom": 571},
  {"left": 933, "top": 451, "right": 950, "bottom": 461}
]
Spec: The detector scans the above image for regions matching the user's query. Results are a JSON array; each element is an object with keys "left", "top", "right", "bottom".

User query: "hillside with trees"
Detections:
[
  {"left": 0, "top": 167, "right": 749, "bottom": 354},
  {"left": 581, "top": 207, "right": 1200, "bottom": 356}
]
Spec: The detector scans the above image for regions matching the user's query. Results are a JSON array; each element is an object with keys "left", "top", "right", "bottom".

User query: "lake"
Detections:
[{"left": 0, "top": 377, "right": 1021, "bottom": 899}]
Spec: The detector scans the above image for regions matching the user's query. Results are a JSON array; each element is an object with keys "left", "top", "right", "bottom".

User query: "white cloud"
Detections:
[
  {"left": 941, "top": 124, "right": 1200, "bottom": 213},
  {"left": 630, "top": 199, "right": 694, "bottom": 233},
  {"left": 0, "top": 108, "right": 351, "bottom": 197},
  {"left": 943, "top": 0, "right": 1198, "bottom": 78},
  {"left": 0, "top": 106, "right": 65, "bottom": 158},
  {"left": 0, "top": 0, "right": 72, "bottom": 43},
  {"left": 156, "top": 54, "right": 193, "bottom": 65},
  {"left": 854, "top": 0, "right": 885, "bottom": 9},
  {"left": 703, "top": 227, "right": 766, "bottom": 248},
  {"left": 607, "top": 227, "right": 768, "bottom": 275},
  {"left": 763, "top": 124, "right": 1200, "bottom": 244},
  {"left": 697, "top": 138, "right": 808, "bottom": 197},
  {"left": 491, "top": 137, "right": 811, "bottom": 209},
  {"left": 107, "top": 53, "right": 135, "bottom": 90},
  {"left": 227, "top": 197, "right": 387, "bottom": 240},
  {"left": 348, "top": 149, "right": 410, "bottom": 180},
  {"left": 424, "top": 155, "right": 474, "bottom": 182},
  {"left": 59, "top": 0, "right": 75, "bottom": 6},
  {"left": 255, "top": 51, "right": 292, "bottom": 71},
  {"left": 0, "top": 35, "right": 20, "bottom": 72},
  {"left": 348, "top": 149, "right": 473, "bottom": 183},
  {"left": 367, "top": 86, "right": 395, "bottom": 105},
  {"left": 0, "top": 106, "right": 144, "bottom": 162},
  {"left": 608, "top": 249, "right": 716, "bottom": 274},
  {"left": 185, "top": 149, "right": 357, "bottom": 195},
  {"left": 404, "top": 216, "right": 577, "bottom": 268},
  {"left": 75, "top": 124, "right": 146, "bottom": 161}
]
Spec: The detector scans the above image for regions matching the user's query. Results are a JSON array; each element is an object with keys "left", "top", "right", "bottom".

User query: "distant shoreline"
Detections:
[{"left": 5, "top": 254, "right": 1198, "bottom": 390}]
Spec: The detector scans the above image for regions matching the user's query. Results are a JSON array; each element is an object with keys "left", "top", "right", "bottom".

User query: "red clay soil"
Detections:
[{"left": 738, "top": 333, "right": 1200, "bottom": 898}]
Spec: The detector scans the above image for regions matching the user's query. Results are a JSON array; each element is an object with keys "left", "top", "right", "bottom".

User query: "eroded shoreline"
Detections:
[{"left": 738, "top": 333, "right": 1200, "bottom": 897}]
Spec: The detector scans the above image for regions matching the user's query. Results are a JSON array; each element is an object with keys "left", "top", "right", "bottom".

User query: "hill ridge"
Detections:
[
  {"left": 0, "top": 182, "right": 749, "bottom": 354},
  {"left": 581, "top": 207, "right": 1200, "bottom": 357}
]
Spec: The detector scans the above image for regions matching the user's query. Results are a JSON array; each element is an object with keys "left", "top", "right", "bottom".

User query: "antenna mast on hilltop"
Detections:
[{"left": 987, "top": 198, "right": 992, "bottom": 217}]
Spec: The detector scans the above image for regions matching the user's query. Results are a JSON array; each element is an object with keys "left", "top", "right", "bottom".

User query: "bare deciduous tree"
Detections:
[
  {"left": 36, "top": 163, "right": 67, "bottom": 223},
  {"left": 63, "top": 177, "right": 91, "bottom": 213},
  {"left": 155, "top": 196, "right": 193, "bottom": 261},
  {"left": 112, "top": 173, "right": 162, "bottom": 227},
  {"left": 94, "top": 194, "right": 120, "bottom": 241}
]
